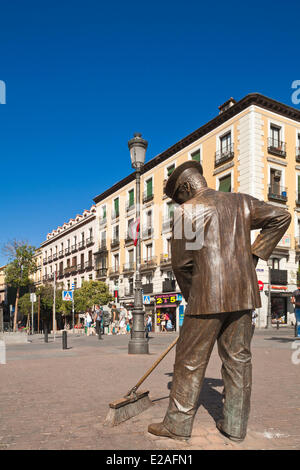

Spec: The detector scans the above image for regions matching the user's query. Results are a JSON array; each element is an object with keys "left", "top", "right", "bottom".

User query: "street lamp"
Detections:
[
  {"left": 128, "top": 133, "right": 149, "bottom": 354},
  {"left": 266, "top": 259, "right": 273, "bottom": 329}
]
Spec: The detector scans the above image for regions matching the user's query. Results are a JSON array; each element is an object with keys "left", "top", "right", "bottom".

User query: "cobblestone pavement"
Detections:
[{"left": 0, "top": 328, "right": 299, "bottom": 450}]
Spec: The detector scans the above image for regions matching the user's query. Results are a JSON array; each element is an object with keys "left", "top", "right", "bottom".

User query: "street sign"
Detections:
[
  {"left": 30, "top": 293, "right": 37, "bottom": 302},
  {"left": 71, "top": 283, "right": 75, "bottom": 290},
  {"left": 258, "top": 281, "right": 264, "bottom": 291},
  {"left": 143, "top": 295, "right": 151, "bottom": 305},
  {"left": 62, "top": 291, "right": 73, "bottom": 301}
]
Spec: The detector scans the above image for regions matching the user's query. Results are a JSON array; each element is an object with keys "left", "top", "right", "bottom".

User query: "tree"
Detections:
[
  {"left": 74, "top": 280, "right": 112, "bottom": 313},
  {"left": 18, "top": 292, "right": 38, "bottom": 329},
  {"left": 3, "top": 240, "right": 37, "bottom": 332}
]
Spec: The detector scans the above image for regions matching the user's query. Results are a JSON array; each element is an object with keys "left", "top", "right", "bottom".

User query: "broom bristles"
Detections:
[{"left": 104, "top": 390, "right": 153, "bottom": 426}]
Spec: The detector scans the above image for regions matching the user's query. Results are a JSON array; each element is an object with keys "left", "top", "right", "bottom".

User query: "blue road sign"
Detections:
[
  {"left": 62, "top": 291, "right": 73, "bottom": 301},
  {"left": 143, "top": 295, "right": 151, "bottom": 304}
]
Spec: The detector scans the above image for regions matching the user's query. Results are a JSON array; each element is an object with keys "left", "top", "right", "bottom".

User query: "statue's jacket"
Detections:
[{"left": 171, "top": 188, "right": 291, "bottom": 315}]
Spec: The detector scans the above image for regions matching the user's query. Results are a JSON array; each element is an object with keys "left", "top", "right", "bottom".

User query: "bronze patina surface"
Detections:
[{"left": 148, "top": 161, "right": 291, "bottom": 441}]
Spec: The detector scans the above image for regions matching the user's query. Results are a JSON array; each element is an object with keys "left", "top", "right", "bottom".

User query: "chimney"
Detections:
[{"left": 218, "top": 97, "right": 236, "bottom": 114}]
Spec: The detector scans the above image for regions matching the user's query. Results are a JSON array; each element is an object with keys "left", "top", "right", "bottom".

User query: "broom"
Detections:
[{"left": 105, "top": 336, "right": 179, "bottom": 426}]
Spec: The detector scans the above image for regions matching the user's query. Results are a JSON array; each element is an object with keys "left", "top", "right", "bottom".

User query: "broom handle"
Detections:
[{"left": 126, "top": 336, "right": 179, "bottom": 396}]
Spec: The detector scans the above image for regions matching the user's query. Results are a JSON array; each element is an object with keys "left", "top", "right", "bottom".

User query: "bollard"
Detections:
[
  {"left": 98, "top": 322, "right": 103, "bottom": 340},
  {"left": 277, "top": 320, "right": 279, "bottom": 330},
  {"left": 62, "top": 330, "right": 67, "bottom": 349},
  {"left": 44, "top": 325, "right": 48, "bottom": 343},
  {"left": 0, "top": 340, "right": 6, "bottom": 365}
]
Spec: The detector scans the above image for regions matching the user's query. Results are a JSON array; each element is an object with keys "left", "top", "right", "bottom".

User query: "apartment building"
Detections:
[
  {"left": 39, "top": 205, "right": 97, "bottom": 290},
  {"left": 93, "top": 93, "right": 300, "bottom": 330},
  {"left": 0, "top": 265, "right": 7, "bottom": 306}
]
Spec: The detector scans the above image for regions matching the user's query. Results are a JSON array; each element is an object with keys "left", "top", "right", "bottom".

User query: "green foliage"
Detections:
[
  {"left": 74, "top": 280, "right": 113, "bottom": 312},
  {"left": 18, "top": 293, "right": 38, "bottom": 316},
  {"left": 4, "top": 241, "right": 37, "bottom": 289}
]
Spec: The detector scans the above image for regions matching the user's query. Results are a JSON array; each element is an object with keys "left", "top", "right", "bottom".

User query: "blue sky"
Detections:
[{"left": 1, "top": 0, "right": 300, "bottom": 266}]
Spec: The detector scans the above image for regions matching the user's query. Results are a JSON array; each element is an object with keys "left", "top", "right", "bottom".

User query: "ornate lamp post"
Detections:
[{"left": 128, "top": 133, "right": 149, "bottom": 354}]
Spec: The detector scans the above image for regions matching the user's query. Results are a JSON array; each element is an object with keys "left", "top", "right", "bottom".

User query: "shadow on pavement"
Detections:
[
  {"left": 264, "top": 337, "right": 300, "bottom": 343},
  {"left": 163, "top": 372, "right": 224, "bottom": 423}
]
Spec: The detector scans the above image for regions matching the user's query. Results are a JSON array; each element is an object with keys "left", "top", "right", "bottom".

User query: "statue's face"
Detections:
[{"left": 173, "top": 182, "right": 193, "bottom": 204}]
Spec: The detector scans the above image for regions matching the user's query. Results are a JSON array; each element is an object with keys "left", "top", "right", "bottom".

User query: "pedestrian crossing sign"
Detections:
[{"left": 63, "top": 291, "right": 73, "bottom": 301}]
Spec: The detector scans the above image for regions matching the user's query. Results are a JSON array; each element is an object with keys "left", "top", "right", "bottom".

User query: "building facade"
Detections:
[
  {"left": 39, "top": 205, "right": 97, "bottom": 290},
  {"left": 92, "top": 93, "right": 300, "bottom": 330}
]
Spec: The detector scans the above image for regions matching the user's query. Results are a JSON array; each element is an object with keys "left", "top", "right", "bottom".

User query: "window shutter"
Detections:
[
  {"left": 147, "top": 179, "right": 153, "bottom": 197},
  {"left": 129, "top": 189, "right": 134, "bottom": 207},
  {"left": 191, "top": 149, "right": 200, "bottom": 162},
  {"left": 219, "top": 175, "right": 231, "bottom": 192},
  {"left": 114, "top": 198, "right": 119, "bottom": 215}
]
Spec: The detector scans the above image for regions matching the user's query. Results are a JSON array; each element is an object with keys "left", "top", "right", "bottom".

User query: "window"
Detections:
[
  {"left": 81, "top": 253, "right": 84, "bottom": 266},
  {"left": 102, "top": 205, "right": 106, "bottom": 220},
  {"left": 81, "top": 232, "right": 85, "bottom": 242},
  {"left": 81, "top": 277, "right": 84, "bottom": 286},
  {"left": 191, "top": 149, "right": 201, "bottom": 162},
  {"left": 114, "top": 254, "right": 119, "bottom": 270},
  {"left": 114, "top": 198, "right": 119, "bottom": 217},
  {"left": 146, "top": 244, "right": 153, "bottom": 260},
  {"left": 128, "top": 249, "right": 134, "bottom": 264},
  {"left": 297, "top": 175, "right": 300, "bottom": 203},
  {"left": 67, "top": 280, "right": 70, "bottom": 290},
  {"left": 72, "top": 256, "right": 77, "bottom": 266},
  {"left": 270, "top": 168, "right": 281, "bottom": 193},
  {"left": 146, "top": 274, "right": 152, "bottom": 284},
  {"left": 146, "top": 210, "right": 152, "bottom": 227},
  {"left": 167, "top": 201, "right": 174, "bottom": 219},
  {"left": 220, "top": 132, "right": 232, "bottom": 153},
  {"left": 219, "top": 174, "right": 231, "bottom": 192},
  {"left": 167, "top": 238, "right": 171, "bottom": 257},
  {"left": 270, "top": 125, "right": 281, "bottom": 146},
  {"left": 167, "top": 164, "right": 175, "bottom": 177},
  {"left": 272, "top": 258, "right": 280, "bottom": 270},
  {"left": 146, "top": 178, "right": 153, "bottom": 197},
  {"left": 128, "top": 189, "right": 134, "bottom": 207},
  {"left": 113, "top": 225, "right": 119, "bottom": 241}
]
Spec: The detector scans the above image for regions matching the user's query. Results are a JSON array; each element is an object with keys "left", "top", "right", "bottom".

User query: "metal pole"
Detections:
[
  {"left": 72, "top": 290, "right": 75, "bottom": 333},
  {"left": 38, "top": 295, "right": 40, "bottom": 333},
  {"left": 128, "top": 169, "right": 149, "bottom": 354},
  {"left": 53, "top": 273, "right": 56, "bottom": 341},
  {"left": 31, "top": 298, "right": 34, "bottom": 335},
  {"left": 266, "top": 267, "right": 272, "bottom": 329}
]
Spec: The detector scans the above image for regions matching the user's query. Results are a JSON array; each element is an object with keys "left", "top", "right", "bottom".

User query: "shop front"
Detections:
[{"left": 154, "top": 293, "right": 183, "bottom": 332}]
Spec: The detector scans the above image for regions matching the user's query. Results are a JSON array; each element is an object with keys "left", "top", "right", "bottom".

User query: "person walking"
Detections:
[
  {"left": 160, "top": 313, "right": 166, "bottom": 332},
  {"left": 84, "top": 309, "right": 93, "bottom": 336},
  {"left": 95, "top": 304, "right": 103, "bottom": 339},
  {"left": 148, "top": 160, "right": 291, "bottom": 443},
  {"left": 291, "top": 285, "right": 300, "bottom": 337}
]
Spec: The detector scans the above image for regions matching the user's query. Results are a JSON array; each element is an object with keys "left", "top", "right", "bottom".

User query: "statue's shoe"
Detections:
[
  {"left": 216, "top": 420, "right": 245, "bottom": 442},
  {"left": 148, "top": 422, "right": 190, "bottom": 442}
]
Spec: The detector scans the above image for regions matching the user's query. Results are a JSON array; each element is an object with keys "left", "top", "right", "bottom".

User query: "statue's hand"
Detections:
[{"left": 252, "top": 254, "right": 259, "bottom": 267}]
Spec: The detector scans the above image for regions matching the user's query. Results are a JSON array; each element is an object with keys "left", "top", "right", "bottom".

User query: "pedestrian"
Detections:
[
  {"left": 84, "top": 309, "right": 93, "bottom": 336},
  {"left": 126, "top": 319, "right": 131, "bottom": 334},
  {"left": 291, "top": 285, "right": 300, "bottom": 337},
  {"left": 111, "top": 304, "right": 120, "bottom": 334},
  {"left": 251, "top": 310, "right": 258, "bottom": 339},
  {"left": 148, "top": 160, "right": 291, "bottom": 443},
  {"left": 119, "top": 308, "right": 127, "bottom": 334},
  {"left": 147, "top": 314, "right": 152, "bottom": 333},
  {"left": 95, "top": 304, "right": 102, "bottom": 336},
  {"left": 160, "top": 313, "right": 166, "bottom": 332}
]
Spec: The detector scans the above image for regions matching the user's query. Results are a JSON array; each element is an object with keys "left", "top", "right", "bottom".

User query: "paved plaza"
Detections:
[{"left": 0, "top": 327, "right": 300, "bottom": 450}]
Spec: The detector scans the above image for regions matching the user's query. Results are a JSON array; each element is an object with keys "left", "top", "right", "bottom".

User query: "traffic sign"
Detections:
[
  {"left": 258, "top": 281, "right": 264, "bottom": 291},
  {"left": 71, "top": 283, "right": 75, "bottom": 290},
  {"left": 143, "top": 295, "right": 151, "bottom": 304},
  {"left": 62, "top": 291, "right": 73, "bottom": 301},
  {"left": 30, "top": 293, "right": 37, "bottom": 302}
]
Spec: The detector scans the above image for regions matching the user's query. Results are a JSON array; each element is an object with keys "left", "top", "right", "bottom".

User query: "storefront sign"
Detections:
[
  {"left": 179, "top": 305, "right": 184, "bottom": 327},
  {"left": 155, "top": 293, "right": 177, "bottom": 305}
]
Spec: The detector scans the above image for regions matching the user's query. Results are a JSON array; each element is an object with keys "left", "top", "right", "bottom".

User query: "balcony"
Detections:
[
  {"left": 59, "top": 250, "right": 64, "bottom": 258},
  {"left": 85, "top": 261, "right": 93, "bottom": 271},
  {"left": 215, "top": 143, "right": 234, "bottom": 167},
  {"left": 125, "top": 232, "right": 134, "bottom": 246},
  {"left": 142, "top": 226, "right": 153, "bottom": 240},
  {"left": 71, "top": 244, "right": 78, "bottom": 253},
  {"left": 160, "top": 254, "right": 172, "bottom": 267},
  {"left": 58, "top": 271, "right": 64, "bottom": 279},
  {"left": 111, "top": 238, "right": 120, "bottom": 250},
  {"left": 78, "top": 241, "right": 85, "bottom": 250},
  {"left": 111, "top": 210, "right": 119, "bottom": 221},
  {"left": 296, "top": 147, "right": 300, "bottom": 163},
  {"left": 142, "top": 283, "right": 153, "bottom": 294},
  {"left": 65, "top": 248, "right": 71, "bottom": 256},
  {"left": 100, "top": 217, "right": 107, "bottom": 226},
  {"left": 124, "top": 286, "right": 134, "bottom": 297},
  {"left": 77, "top": 263, "right": 85, "bottom": 272},
  {"left": 43, "top": 258, "right": 47, "bottom": 265},
  {"left": 52, "top": 253, "right": 58, "bottom": 262},
  {"left": 109, "top": 266, "right": 120, "bottom": 276},
  {"left": 268, "top": 138, "right": 286, "bottom": 158},
  {"left": 162, "top": 216, "right": 174, "bottom": 233},
  {"left": 268, "top": 185, "right": 287, "bottom": 203},
  {"left": 143, "top": 191, "right": 154, "bottom": 204},
  {"left": 163, "top": 279, "right": 176, "bottom": 292},
  {"left": 70, "top": 264, "right": 77, "bottom": 273},
  {"left": 123, "top": 262, "right": 135, "bottom": 273},
  {"left": 270, "top": 269, "right": 288, "bottom": 285},
  {"left": 126, "top": 201, "right": 135, "bottom": 213},
  {"left": 95, "top": 268, "right": 108, "bottom": 279},
  {"left": 96, "top": 241, "right": 108, "bottom": 253},
  {"left": 48, "top": 255, "right": 52, "bottom": 263},
  {"left": 141, "top": 256, "right": 157, "bottom": 271},
  {"left": 86, "top": 237, "right": 94, "bottom": 246}
]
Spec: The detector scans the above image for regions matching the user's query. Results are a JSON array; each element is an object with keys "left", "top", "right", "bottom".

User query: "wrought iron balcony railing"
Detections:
[
  {"left": 162, "top": 216, "right": 174, "bottom": 233},
  {"left": 100, "top": 217, "right": 107, "bottom": 226},
  {"left": 142, "top": 226, "right": 153, "bottom": 240},
  {"left": 65, "top": 248, "right": 71, "bottom": 255},
  {"left": 142, "top": 283, "right": 153, "bottom": 294},
  {"left": 78, "top": 241, "right": 85, "bottom": 250},
  {"left": 109, "top": 266, "right": 120, "bottom": 276},
  {"left": 141, "top": 256, "right": 157, "bottom": 270},
  {"left": 160, "top": 254, "right": 172, "bottom": 265},
  {"left": 296, "top": 147, "right": 300, "bottom": 163},
  {"left": 71, "top": 244, "right": 78, "bottom": 252},
  {"left": 86, "top": 237, "right": 94, "bottom": 246},
  {"left": 85, "top": 261, "right": 93, "bottom": 270},
  {"left": 268, "top": 138, "right": 286, "bottom": 158},
  {"left": 143, "top": 191, "right": 154, "bottom": 204},
  {"left": 111, "top": 238, "right": 120, "bottom": 249},
  {"left": 215, "top": 143, "right": 234, "bottom": 167},
  {"left": 126, "top": 201, "right": 135, "bottom": 212},
  {"left": 53, "top": 253, "right": 58, "bottom": 261},
  {"left": 59, "top": 250, "right": 64, "bottom": 258},
  {"left": 163, "top": 279, "right": 176, "bottom": 292},
  {"left": 96, "top": 268, "right": 108, "bottom": 278},
  {"left": 111, "top": 210, "right": 120, "bottom": 221},
  {"left": 268, "top": 185, "right": 287, "bottom": 202},
  {"left": 123, "top": 262, "right": 135, "bottom": 272}
]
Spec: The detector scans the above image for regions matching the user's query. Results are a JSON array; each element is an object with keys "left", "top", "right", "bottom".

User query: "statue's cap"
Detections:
[{"left": 164, "top": 161, "right": 203, "bottom": 199}]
